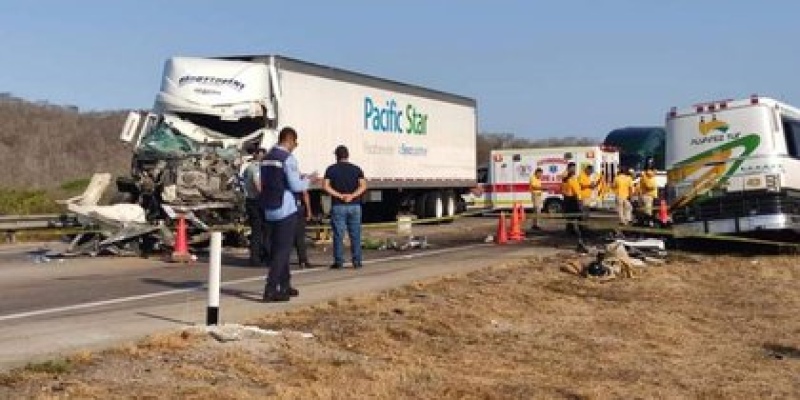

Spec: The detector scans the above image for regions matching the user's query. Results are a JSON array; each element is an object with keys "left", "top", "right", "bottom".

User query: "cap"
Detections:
[{"left": 334, "top": 145, "right": 349, "bottom": 159}]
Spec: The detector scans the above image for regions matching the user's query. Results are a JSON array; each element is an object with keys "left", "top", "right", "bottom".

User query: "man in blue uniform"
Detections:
[{"left": 259, "top": 127, "right": 315, "bottom": 302}]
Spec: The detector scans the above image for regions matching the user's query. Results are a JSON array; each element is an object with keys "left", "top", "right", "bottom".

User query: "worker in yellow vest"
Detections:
[
  {"left": 639, "top": 158, "right": 659, "bottom": 220},
  {"left": 528, "top": 167, "right": 544, "bottom": 231},
  {"left": 613, "top": 168, "right": 635, "bottom": 225},
  {"left": 578, "top": 164, "right": 597, "bottom": 209}
]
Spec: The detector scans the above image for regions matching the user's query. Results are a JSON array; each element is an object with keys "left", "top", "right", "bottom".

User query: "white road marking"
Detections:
[{"left": 0, "top": 243, "right": 490, "bottom": 322}]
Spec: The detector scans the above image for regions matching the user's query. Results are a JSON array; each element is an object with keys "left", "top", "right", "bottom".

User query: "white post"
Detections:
[{"left": 207, "top": 231, "right": 222, "bottom": 326}]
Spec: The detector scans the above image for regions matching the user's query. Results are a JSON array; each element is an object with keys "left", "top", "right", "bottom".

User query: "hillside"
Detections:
[
  {"left": 0, "top": 96, "right": 130, "bottom": 189},
  {"left": 0, "top": 95, "right": 599, "bottom": 195}
]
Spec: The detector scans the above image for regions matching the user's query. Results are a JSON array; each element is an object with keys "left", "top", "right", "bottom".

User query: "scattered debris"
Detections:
[
  {"left": 190, "top": 324, "right": 315, "bottom": 343},
  {"left": 374, "top": 236, "right": 430, "bottom": 251},
  {"left": 563, "top": 237, "right": 668, "bottom": 280}
]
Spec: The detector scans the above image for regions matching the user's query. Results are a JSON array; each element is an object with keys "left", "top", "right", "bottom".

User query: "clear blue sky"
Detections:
[{"left": 0, "top": 0, "right": 797, "bottom": 139}]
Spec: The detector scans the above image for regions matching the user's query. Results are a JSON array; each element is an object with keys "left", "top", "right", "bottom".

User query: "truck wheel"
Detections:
[
  {"left": 442, "top": 191, "right": 457, "bottom": 222},
  {"left": 422, "top": 191, "right": 444, "bottom": 221},
  {"left": 414, "top": 193, "right": 428, "bottom": 220},
  {"left": 544, "top": 198, "right": 564, "bottom": 214}
]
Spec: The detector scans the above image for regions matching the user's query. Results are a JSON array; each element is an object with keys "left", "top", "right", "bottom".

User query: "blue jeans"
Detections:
[{"left": 331, "top": 204, "right": 362, "bottom": 266}]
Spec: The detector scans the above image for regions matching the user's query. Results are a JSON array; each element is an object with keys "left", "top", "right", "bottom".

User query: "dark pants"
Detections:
[
  {"left": 563, "top": 195, "right": 583, "bottom": 240},
  {"left": 265, "top": 213, "right": 297, "bottom": 294},
  {"left": 294, "top": 206, "right": 308, "bottom": 264},
  {"left": 245, "top": 198, "right": 269, "bottom": 264}
]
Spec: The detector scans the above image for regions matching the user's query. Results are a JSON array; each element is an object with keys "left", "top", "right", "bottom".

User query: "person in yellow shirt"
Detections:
[
  {"left": 613, "top": 168, "right": 634, "bottom": 225},
  {"left": 561, "top": 162, "right": 582, "bottom": 235},
  {"left": 578, "top": 165, "right": 597, "bottom": 209},
  {"left": 639, "top": 159, "right": 659, "bottom": 220},
  {"left": 528, "top": 168, "right": 544, "bottom": 231}
]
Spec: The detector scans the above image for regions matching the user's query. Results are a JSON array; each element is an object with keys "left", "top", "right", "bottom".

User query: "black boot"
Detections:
[{"left": 263, "top": 285, "right": 290, "bottom": 302}]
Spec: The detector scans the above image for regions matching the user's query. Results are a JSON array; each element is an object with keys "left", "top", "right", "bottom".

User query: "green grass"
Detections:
[
  {"left": 0, "top": 177, "right": 93, "bottom": 215},
  {"left": 22, "top": 359, "right": 72, "bottom": 374},
  {"left": 59, "top": 177, "right": 91, "bottom": 193},
  {"left": 0, "top": 189, "right": 60, "bottom": 215}
]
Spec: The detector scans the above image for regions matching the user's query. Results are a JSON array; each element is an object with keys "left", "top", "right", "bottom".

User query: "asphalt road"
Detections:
[{"left": 0, "top": 216, "right": 567, "bottom": 370}]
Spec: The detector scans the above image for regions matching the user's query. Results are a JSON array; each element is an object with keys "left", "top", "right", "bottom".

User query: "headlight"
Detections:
[{"left": 765, "top": 174, "right": 780, "bottom": 192}]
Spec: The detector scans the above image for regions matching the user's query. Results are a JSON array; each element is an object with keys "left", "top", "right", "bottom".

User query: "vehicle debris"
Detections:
[{"left": 563, "top": 237, "right": 669, "bottom": 280}]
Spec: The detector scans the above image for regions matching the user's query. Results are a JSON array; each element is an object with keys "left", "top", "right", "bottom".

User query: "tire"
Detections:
[
  {"left": 111, "top": 191, "right": 134, "bottom": 204},
  {"left": 543, "top": 198, "right": 564, "bottom": 215},
  {"left": 441, "top": 191, "right": 457, "bottom": 223},
  {"left": 414, "top": 193, "right": 428, "bottom": 220},
  {"left": 426, "top": 191, "right": 444, "bottom": 220}
]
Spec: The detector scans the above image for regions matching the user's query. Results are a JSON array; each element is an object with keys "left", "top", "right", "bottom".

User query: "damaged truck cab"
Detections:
[{"left": 117, "top": 58, "right": 273, "bottom": 231}]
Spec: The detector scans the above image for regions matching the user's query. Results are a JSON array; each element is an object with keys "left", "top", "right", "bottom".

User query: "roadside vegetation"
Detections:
[
  {"left": 1, "top": 253, "right": 798, "bottom": 398},
  {"left": 0, "top": 94, "right": 598, "bottom": 215}
]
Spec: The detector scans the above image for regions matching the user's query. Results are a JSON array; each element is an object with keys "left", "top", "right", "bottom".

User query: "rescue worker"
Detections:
[
  {"left": 613, "top": 167, "right": 635, "bottom": 226},
  {"left": 639, "top": 158, "right": 659, "bottom": 223},
  {"left": 561, "top": 162, "right": 582, "bottom": 235},
  {"left": 578, "top": 164, "right": 597, "bottom": 218},
  {"left": 528, "top": 167, "right": 544, "bottom": 231}
]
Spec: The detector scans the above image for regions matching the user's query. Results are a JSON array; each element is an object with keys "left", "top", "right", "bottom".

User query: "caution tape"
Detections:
[{"left": 303, "top": 208, "right": 490, "bottom": 232}]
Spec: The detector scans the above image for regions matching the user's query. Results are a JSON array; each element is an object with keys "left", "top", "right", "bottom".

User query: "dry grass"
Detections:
[{"left": 2, "top": 253, "right": 800, "bottom": 399}]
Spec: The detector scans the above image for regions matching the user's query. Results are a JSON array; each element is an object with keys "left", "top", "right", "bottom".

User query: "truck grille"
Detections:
[{"left": 671, "top": 190, "right": 800, "bottom": 223}]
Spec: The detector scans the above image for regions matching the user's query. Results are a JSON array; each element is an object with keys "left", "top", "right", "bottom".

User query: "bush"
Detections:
[
  {"left": 0, "top": 189, "right": 60, "bottom": 215},
  {"left": 59, "top": 177, "right": 91, "bottom": 193}
]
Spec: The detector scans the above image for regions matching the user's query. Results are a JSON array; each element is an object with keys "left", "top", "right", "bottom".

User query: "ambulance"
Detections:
[
  {"left": 665, "top": 95, "right": 800, "bottom": 234},
  {"left": 467, "top": 146, "right": 620, "bottom": 213}
]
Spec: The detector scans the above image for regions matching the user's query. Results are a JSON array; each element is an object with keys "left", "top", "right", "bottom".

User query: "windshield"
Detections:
[
  {"left": 604, "top": 127, "right": 665, "bottom": 170},
  {"left": 137, "top": 123, "right": 239, "bottom": 160},
  {"left": 619, "top": 154, "right": 644, "bottom": 171},
  {"left": 176, "top": 112, "right": 268, "bottom": 139}
]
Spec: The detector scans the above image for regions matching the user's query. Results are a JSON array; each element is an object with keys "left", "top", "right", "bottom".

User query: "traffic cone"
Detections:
[
  {"left": 495, "top": 211, "right": 508, "bottom": 244},
  {"left": 658, "top": 199, "right": 669, "bottom": 225},
  {"left": 171, "top": 214, "right": 192, "bottom": 263},
  {"left": 509, "top": 203, "right": 524, "bottom": 241},
  {"left": 517, "top": 202, "right": 526, "bottom": 226}
]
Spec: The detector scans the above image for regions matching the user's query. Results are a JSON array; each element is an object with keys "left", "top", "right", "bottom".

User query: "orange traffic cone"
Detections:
[
  {"left": 658, "top": 199, "right": 669, "bottom": 225},
  {"left": 517, "top": 202, "right": 526, "bottom": 226},
  {"left": 171, "top": 214, "right": 193, "bottom": 263},
  {"left": 495, "top": 211, "right": 508, "bottom": 245},
  {"left": 509, "top": 203, "right": 524, "bottom": 241}
]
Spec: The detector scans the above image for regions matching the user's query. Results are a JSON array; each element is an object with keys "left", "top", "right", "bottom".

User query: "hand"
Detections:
[
  {"left": 302, "top": 172, "right": 321, "bottom": 184},
  {"left": 341, "top": 194, "right": 353, "bottom": 203}
]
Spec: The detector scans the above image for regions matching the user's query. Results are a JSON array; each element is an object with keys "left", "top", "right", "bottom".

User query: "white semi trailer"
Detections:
[{"left": 117, "top": 55, "right": 477, "bottom": 231}]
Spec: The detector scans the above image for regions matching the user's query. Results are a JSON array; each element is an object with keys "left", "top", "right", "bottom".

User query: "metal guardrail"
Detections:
[{"left": 0, "top": 214, "right": 82, "bottom": 239}]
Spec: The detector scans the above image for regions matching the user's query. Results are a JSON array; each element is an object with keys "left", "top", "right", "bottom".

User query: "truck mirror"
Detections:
[{"left": 120, "top": 112, "right": 142, "bottom": 143}]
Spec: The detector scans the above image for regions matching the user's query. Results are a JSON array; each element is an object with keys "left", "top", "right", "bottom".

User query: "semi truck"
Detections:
[
  {"left": 465, "top": 146, "right": 620, "bottom": 213},
  {"left": 665, "top": 95, "right": 800, "bottom": 234},
  {"left": 116, "top": 55, "right": 477, "bottom": 235}
]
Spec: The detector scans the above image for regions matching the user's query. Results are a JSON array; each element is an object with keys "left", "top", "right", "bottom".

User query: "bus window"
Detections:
[{"left": 782, "top": 117, "right": 800, "bottom": 158}]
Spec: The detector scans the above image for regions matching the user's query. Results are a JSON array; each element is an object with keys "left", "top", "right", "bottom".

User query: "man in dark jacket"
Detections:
[
  {"left": 259, "top": 127, "right": 316, "bottom": 302},
  {"left": 323, "top": 145, "right": 367, "bottom": 269}
]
